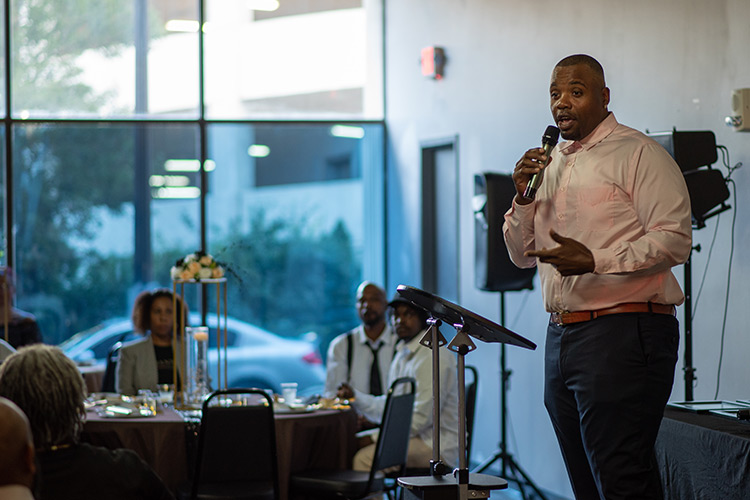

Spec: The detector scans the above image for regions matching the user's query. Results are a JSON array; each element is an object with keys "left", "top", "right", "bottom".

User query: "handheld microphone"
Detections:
[{"left": 523, "top": 125, "right": 560, "bottom": 200}]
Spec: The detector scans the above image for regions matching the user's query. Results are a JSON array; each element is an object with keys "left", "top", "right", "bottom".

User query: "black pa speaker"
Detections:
[
  {"left": 647, "top": 130, "right": 718, "bottom": 173},
  {"left": 474, "top": 172, "right": 536, "bottom": 292},
  {"left": 647, "top": 128, "right": 730, "bottom": 228},
  {"left": 682, "top": 168, "right": 730, "bottom": 228}
]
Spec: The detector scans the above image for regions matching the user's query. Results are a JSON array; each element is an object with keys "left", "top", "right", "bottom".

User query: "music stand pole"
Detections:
[
  {"left": 474, "top": 291, "right": 548, "bottom": 500},
  {"left": 422, "top": 318, "right": 449, "bottom": 477},
  {"left": 394, "top": 284, "right": 541, "bottom": 500}
]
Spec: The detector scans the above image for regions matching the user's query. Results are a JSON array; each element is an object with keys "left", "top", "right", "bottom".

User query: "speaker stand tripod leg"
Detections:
[
  {"left": 472, "top": 292, "right": 549, "bottom": 500},
  {"left": 473, "top": 450, "right": 501, "bottom": 474},
  {"left": 506, "top": 452, "right": 549, "bottom": 500},
  {"left": 474, "top": 448, "right": 548, "bottom": 500},
  {"left": 505, "top": 454, "right": 530, "bottom": 500}
]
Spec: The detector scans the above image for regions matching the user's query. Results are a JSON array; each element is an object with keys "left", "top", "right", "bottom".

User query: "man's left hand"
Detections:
[
  {"left": 525, "top": 230, "right": 595, "bottom": 276},
  {"left": 337, "top": 383, "right": 355, "bottom": 400}
]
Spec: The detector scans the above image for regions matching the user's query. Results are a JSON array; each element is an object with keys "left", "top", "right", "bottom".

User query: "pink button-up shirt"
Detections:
[{"left": 503, "top": 113, "right": 692, "bottom": 313}]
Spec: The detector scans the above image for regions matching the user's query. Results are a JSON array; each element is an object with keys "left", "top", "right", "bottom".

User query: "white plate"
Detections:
[
  {"left": 273, "top": 404, "right": 314, "bottom": 414},
  {"left": 95, "top": 404, "right": 156, "bottom": 418}
]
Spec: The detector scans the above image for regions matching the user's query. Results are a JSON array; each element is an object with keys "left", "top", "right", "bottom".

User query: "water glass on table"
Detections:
[
  {"left": 137, "top": 389, "right": 157, "bottom": 415},
  {"left": 157, "top": 384, "right": 174, "bottom": 404},
  {"left": 281, "top": 382, "right": 298, "bottom": 404}
]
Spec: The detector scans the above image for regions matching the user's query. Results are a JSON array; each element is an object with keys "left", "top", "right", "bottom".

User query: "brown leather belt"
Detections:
[{"left": 550, "top": 302, "right": 676, "bottom": 326}]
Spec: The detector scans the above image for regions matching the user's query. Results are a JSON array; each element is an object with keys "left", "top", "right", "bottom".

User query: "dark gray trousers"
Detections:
[{"left": 544, "top": 313, "right": 679, "bottom": 500}]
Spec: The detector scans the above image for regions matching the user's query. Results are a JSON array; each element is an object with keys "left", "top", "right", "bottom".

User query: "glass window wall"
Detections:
[
  {"left": 11, "top": 0, "right": 201, "bottom": 118},
  {"left": 204, "top": 0, "right": 383, "bottom": 119},
  {"left": 2, "top": 0, "right": 384, "bottom": 393},
  {"left": 12, "top": 123, "right": 201, "bottom": 344},
  {"left": 206, "top": 122, "right": 383, "bottom": 348}
]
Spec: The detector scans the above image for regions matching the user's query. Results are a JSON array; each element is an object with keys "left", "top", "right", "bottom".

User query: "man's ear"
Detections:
[
  {"left": 25, "top": 443, "right": 36, "bottom": 476},
  {"left": 602, "top": 86, "right": 611, "bottom": 109}
]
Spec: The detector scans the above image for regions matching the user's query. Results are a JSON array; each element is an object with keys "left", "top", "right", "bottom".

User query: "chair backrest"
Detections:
[
  {"left": 465, "top": 365, "right": 478, "bottom": 463},
  {"left": 100, "top": 341, "right": 123, "bottom": 393},
  {"left": 371, "top": 377, "right": 416, "bottom": 478},
  {"left": 190, "top": 388, "right": 279, "bottom": 500}
]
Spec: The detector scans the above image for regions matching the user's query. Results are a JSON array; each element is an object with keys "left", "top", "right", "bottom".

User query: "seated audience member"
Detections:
[
  {"left": 339, "top": 293, "right": 459, "bottom": 471},
  {"left": 0, "top": 267, "right": 43, "bottom": 349},
  {"left": 0, "top": 345, "right": 174, "bottom": 500},
  {"left": 117, "top": 289, "right": 187, "bottom": 395},
  {"left": 0, "top": 396, "right": 36, "bottom": 500},
  {"left": 0, "top": 339, "right": 15, "bottom": 363},
  {"left": 324, "top": 281, "right": 396, "bottom": 398}
]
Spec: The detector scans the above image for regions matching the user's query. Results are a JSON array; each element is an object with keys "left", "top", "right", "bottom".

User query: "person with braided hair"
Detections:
[{"left": 0, "top": 344, "right": 174, "bottom": 500}]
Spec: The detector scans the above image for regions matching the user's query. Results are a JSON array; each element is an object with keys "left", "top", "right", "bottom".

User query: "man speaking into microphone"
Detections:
[{"left": 503, "top": 54, "right": 692, "bottom": 500}]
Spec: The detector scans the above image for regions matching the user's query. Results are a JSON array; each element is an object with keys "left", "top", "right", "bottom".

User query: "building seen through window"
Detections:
[{"left": 4, "top": 0, "right": 384, "bottom": 393}]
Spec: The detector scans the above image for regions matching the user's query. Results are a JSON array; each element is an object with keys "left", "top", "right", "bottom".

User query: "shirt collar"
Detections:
[
  {"left": 399, "top": 329, "right": 427, "bottom": 353},
  {"left": 356, "top": 324, "right": 388, "bottom": 347},
  {"left": 560, "top": 112, "right": 617, "bottom": 154}
]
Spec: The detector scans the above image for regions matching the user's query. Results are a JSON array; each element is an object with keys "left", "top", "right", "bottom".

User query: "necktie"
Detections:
[{"left": 367, "top": 343, "right": 383, "bottom": 396}]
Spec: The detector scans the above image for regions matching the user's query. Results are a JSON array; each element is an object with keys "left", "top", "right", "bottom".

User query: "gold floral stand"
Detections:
[{"left": 1, "top": 272, "right": 8, "bottom": 343}]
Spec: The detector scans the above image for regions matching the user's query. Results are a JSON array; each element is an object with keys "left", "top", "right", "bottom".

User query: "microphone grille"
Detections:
[{"left": 543, "top": 125, "right": 560, "bottom": 145}]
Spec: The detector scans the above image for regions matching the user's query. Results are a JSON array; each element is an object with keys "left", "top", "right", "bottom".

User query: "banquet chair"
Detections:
[
  {"left": 290, "top": 377, "right": 416, "bottom": 500},
  {"left": 100, "top": 342, "right": 123, "bottom": 393},
  {"left": 179, "top": 388, "right": 279, "bottom": 500},
  {"left": 465, "top": 365, "right": 478, "bottom": 464}
]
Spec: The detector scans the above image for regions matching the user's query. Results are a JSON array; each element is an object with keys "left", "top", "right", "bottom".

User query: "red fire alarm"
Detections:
[{"left": 421, "top": 46, "right": 446, "bottom": 80}]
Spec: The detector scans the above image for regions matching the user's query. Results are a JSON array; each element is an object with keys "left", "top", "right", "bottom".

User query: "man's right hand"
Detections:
[{"left": 512, "top": 147, "right": 550, "bottom": 205}]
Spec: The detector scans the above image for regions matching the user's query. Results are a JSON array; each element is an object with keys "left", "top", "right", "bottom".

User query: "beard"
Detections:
[{"left": 362, "top": 310, "right": 384, "bottom": 327}]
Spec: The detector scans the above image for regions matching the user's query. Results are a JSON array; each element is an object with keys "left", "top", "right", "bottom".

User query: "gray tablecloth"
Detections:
[{"left": 82, "top": 405, "right": 358, "bottom": 499}]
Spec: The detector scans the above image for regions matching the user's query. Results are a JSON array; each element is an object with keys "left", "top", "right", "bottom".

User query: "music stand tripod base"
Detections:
[
  {"left": 398, "top": 473, "right": 508, "bottom": 500},
  {"left": 395, "top": 285, "right": 537, "bottom": 500}
]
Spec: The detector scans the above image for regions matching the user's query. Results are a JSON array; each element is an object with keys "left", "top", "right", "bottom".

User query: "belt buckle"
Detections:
[{"left": 551, "top": 312, "right": 565, "bottom": 326}]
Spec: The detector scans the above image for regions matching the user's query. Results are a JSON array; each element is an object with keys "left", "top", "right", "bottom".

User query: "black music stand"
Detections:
[{"left": 393, "top": 285, "right": 536, "bottom": 500}]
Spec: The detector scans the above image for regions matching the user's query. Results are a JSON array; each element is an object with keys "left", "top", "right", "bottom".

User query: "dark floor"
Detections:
[
  {"left": 476, "top": 463, "right": 570, "bottom": 500},
  {"left": 395, "top": 465, "right": 571, "bottom": 500},
  {"left": 391, "top": 480, "right": 569, "bottom": 500},
  {"left": 490, "top": 486, "right": 570, "bottom": 500}
]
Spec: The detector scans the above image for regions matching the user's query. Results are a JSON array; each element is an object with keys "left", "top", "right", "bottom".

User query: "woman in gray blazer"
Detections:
[{"left": 116, "top": 289, "right": 187, "bottom": 395}]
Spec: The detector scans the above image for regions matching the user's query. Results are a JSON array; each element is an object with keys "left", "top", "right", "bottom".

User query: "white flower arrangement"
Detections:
[{"left": 170, "top": 251, "right": 225, "bottom": 281}]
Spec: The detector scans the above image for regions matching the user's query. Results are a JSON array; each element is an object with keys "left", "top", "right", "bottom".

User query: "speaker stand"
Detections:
[
  {"left": 683, "top": 248, "right": 695, "bottom": 401},
  {"left": 474, "top": 292, "right": 548, "bottom": 500}
]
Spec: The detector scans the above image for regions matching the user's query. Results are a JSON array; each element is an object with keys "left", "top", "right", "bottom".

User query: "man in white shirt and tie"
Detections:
[{"left": 324, "top": 281, "right": 397, "bottom": 400}]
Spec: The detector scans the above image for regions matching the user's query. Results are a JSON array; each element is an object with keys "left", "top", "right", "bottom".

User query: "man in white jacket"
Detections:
[{"left": 339, "top": 293, "right": 459, "bottom": 471}]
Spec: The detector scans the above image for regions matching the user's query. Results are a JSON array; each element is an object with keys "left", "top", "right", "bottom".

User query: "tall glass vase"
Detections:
[
  {"left": 172, "top": 278, "right": 228, "bottom": 410},
  {"left": 186, "top": 326, "right": 210, "bottom": 406}
]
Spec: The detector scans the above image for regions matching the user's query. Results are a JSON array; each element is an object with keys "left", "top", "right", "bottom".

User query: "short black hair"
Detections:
[
  {"left": 387, "top": 294, "right": 430, "bottom": 329},
  {"left": 555, "top": 54, "right": 606, "bottom": 86}
]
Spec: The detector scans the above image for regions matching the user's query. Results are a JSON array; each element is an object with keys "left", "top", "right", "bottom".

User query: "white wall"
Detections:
[{"left": 384, "top": 1, "right": 750, "bottom": 497}]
